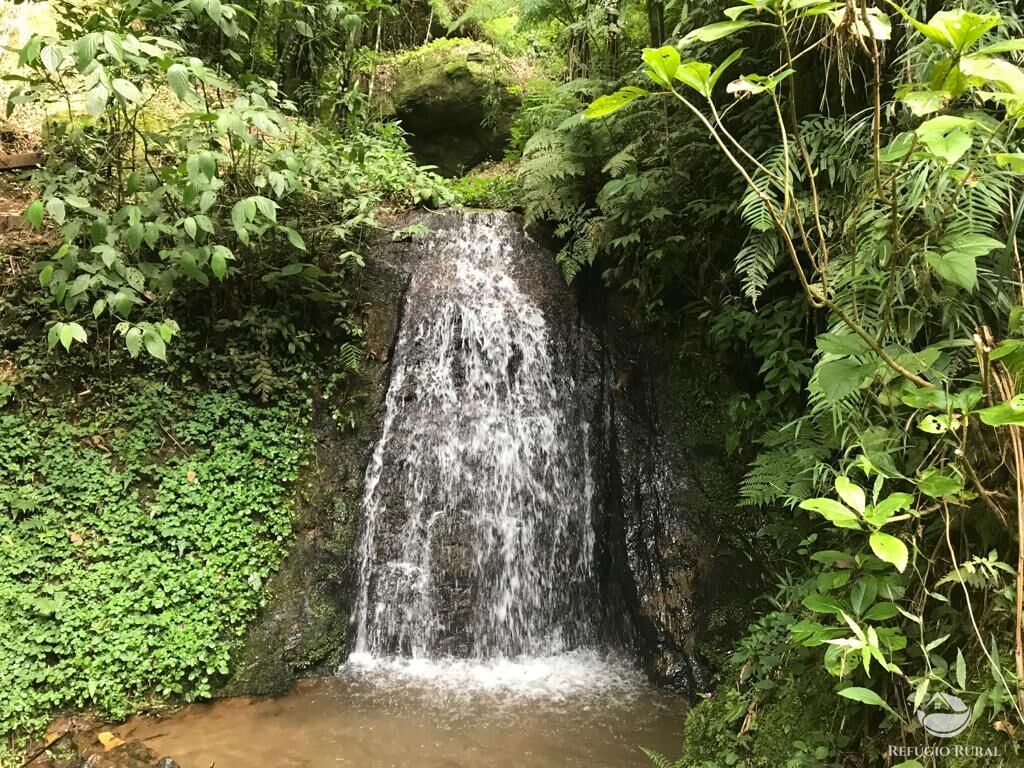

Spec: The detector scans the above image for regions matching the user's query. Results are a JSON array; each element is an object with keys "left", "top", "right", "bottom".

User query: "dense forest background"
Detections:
[{"left": 3, "top": 0, "right": 1024, "bottom": 764}]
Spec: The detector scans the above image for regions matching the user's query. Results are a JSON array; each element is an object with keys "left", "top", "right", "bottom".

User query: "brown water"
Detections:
[{"left": 122, "top": 661, "right": 686, "bottom": 768}]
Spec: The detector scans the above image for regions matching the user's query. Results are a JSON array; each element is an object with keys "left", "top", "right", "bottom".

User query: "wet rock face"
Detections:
[{"left": 598, "top": 320, "right": 764, "bottom": 692}]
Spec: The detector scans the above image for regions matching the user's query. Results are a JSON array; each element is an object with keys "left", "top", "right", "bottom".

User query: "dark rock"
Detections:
[
  {"left": 29, "top": 718, "right": 170, "bottom": 768},
  {"left": 378, "top": 42, "right": 519, "bottom": 176}
]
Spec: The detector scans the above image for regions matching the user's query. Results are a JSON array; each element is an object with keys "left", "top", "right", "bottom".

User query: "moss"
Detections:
[
  {"left": 747, "top": 671, "right": 837, "bottom": 766},
  {"left": 679, "top": 688, "right": 747, "bottom": 765},
  {"left": 679, "top": 671, "right": 839, "bottom": 767},
  {"left": 655, "top": 339, "right": 764, "bottom": 656},
  {"left": 375, "top": 40, "right": 520, "bottom": 176}
]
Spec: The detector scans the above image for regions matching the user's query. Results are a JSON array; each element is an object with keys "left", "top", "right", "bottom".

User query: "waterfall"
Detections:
[{"left": 351, "top": 212, "right": 601, "bottom": 667}]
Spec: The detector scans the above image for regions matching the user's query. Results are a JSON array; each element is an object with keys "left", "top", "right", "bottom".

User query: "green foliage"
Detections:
[
  {"left": 0, "top": 380, "right": 308, "bottom": 735},
  {"left": 532, "top": 0, "right": 1024, "bottom": 761},
  {"left": 450, "top": 169, "right": 519, "bottom": 208},
  {"left": 5, "top": 0, "right": 449, "bottom": 363}
]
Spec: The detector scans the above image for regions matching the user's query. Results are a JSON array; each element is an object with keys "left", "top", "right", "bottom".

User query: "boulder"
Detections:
[{"left": 379, "top": 41, "right": 519, "bottom": 176}]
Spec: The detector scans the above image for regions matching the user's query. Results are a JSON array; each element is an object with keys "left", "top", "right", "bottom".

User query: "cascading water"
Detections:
[{"left": 347, "top": 212, "right": 633, "bottom": 694}]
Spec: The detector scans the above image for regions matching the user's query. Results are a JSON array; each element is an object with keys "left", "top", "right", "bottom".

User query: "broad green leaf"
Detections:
[
  {"left": 284, "top": 227, "right": 306, "bottom": 250},
  {"left": 58, "top": 323, "right": 77, "bottom": 351},
  {"left": 871, "top": 493, "right": 913, "bottom": 523},
  {"left": 901, "top": 90, "right": 948, "bottom": 116},
  {"left": 918, "top": 413, "right": 960, "bottom": 434},
  {"left": 926, "top": 250, "right": 977, "bottom": 291},
  {"left": 816, "top": 332, "right": 870, "bottom": 356},
  {"left": 45, "top": 199, "right": 65, "bottom": 225},
  {"left": 802, "top": 593, "right": 845, "bottom": 616},
  {"left": 143, "top": 328, "right": 166, "bottom": 360},
  {"left": 124, "top": 223, "right": 144, "bottom": 253},
  {"left": 920, "top": 127, "right": 973, "bottom": 164},
  {"left": 906, "top": 10, "right": 999, "bottom": 51},
  {"left": 40, "top": 44, "right": 65, "bottom": 72},
  {"left": 211, "top": 250, "right": 227, "bottom": 279},
  {"left": 585, "top": 87, "right": 649, "bottom": 119},
  {"left": 800, "top": 498, "right": 862, "bottom": 529},
  {"left": 879, "top": 132, "right": 914, "bottom": 163},
  {"left": 978, "top": 394, "right": 1024, "bottom": 426},
  {"left": 976, "top": 39, "right": 1024, "bottom": 56},
  {"left": 24, "top": 200, "right": 44, "bottom": 229},
  {"left": 124, "top": 326, "right": 143, "bottom": 357},
  {"left": 960, "top": 55, "right": 1024, "bottom": 97},
  {"left": 869, "top": 531, "right": 909, "bottom": 572},
  {"left": 849, "top": 578, "right": 877, "bottom": 615},
  {"left": 680, "top": 20, "right": 772, "bottom": 45},
  {"left": 817, "top": 358, "right": 876, "bottom": 402},
  {"left": 995, "top": 153, "right": 1024, "bottom": 172},
  {"left": 863, "top": 602, "right": 900, "bottom": 620},
  {"left": 927, "top": 234, "right": 1004, "bottom": 292},
  {"left": 112, "top": 78, "right": 142, "bottom": 103},
  {"left": 810, "top": 549, "right": 856, "bottom": 567},
  {"left": 231, "top": 199, "right": 250, "bottom": 233},
  {"left": 674, "top": 61, "right": 714, "bottom": 97},
  {"left": 85, "top": 84, "right": 109, "bottom": 117},
  {"left": 167, "top": 64, "right": 192, "bottom": 101},
  {"left": 835, "top": 476, "right": 865, "bottom": 514},
  {"left": 253, "top": 196, "right": 278, "bottom": 222},
  {"left": 642, "top": 46, "right": 681, "bottom": 88},
  {"left": 838, "top": 686, "right": 895, "bottom": 714},
  {"left": 955, "top": 648, "right": 966, "bottom": 689},
  {"left": 900, "top": 387, "right": 949, "bottom": 410},
  {"left": 918, "top": 469, "right": 962, "bottom": 498}
]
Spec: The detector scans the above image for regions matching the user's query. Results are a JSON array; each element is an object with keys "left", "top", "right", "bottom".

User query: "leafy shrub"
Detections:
[
  {"left": 6, "top": 0, "right": 451, "bottom": 362},
  {"left": 0, "top": 380, "right": 308, "bottom": 735},
  {"left": 451, "top": 168, "right": 519, "bottom": 208}
]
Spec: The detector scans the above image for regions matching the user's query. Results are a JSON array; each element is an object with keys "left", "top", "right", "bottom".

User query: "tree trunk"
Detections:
[{"left": 647, "top": 0, "right": 665, "bottom": 47}]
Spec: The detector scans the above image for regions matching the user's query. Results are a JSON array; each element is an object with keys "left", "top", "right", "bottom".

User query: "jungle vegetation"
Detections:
[{"left": 2, "top": 0, "right": 1024, "bottom": 764}]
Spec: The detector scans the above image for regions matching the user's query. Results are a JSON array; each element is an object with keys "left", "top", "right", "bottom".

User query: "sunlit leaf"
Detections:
[
  {"left": 869, "top": 532, "right": 909, "bottom": 572},
  {"left": 680, "top": 20, "right": 773, "bottom": 45}
]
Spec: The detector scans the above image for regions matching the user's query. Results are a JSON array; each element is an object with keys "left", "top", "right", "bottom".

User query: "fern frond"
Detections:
[{"left": 735, "top": 232, "right": 781, "bottom": 306}]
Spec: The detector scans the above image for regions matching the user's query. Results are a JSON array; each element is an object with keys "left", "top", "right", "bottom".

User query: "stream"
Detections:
[{"left": 122, "top": 657, "right": 685, "bottom": 767}]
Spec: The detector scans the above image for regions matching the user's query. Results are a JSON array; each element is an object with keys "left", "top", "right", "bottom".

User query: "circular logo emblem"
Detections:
[{"left": 917, "top": 692, "right": 971, "bottom": 738}]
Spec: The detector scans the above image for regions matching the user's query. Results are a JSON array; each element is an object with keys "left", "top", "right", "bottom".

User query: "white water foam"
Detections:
[{"left": 343, "top": 650, "right": 646, "bottom": 702}]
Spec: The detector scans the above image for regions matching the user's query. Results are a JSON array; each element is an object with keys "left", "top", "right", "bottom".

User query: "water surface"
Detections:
[{"left": 124, "top": 657, "right": 685, "bottom": 768}]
